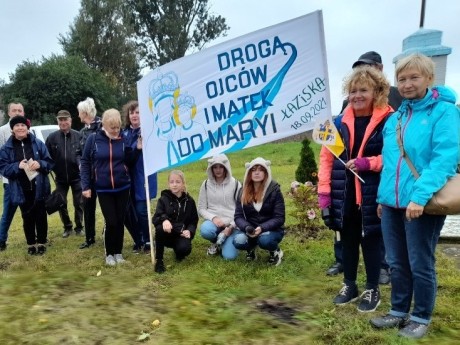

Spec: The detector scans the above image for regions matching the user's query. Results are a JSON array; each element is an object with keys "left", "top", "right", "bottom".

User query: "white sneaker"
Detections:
[
  {"left": 207, "top": 243, "right": 218, "bottom": 255},
  {"left": 106, "top": 255, "right": 116, "bottom": 266},
  {"left": 268, "top": 249, "right": 284, "bottom": 266},
  {"left": 114, "top": 254, "right": 126, "bottom": 263}
]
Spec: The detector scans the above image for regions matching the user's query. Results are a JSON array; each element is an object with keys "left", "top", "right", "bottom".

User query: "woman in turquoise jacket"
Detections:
[{"left": 371, "top": 54, "right": 460, "bottom": 339}]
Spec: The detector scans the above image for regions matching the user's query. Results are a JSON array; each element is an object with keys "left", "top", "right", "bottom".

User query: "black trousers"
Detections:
[
  {"left": 19, "top": 190, "right": 48, "bottom": 245},
  {"left": 56, "top": 179, "right": 83, "bottom": 231},
  {"left": 98, "top": 189, "right": 130, "bottom": 256},
  {"left": 155, "top": 228, "right": 192, "bottom": 261},
  {"left": 83, "top": 187, "right": 97, "bottom": 241}
]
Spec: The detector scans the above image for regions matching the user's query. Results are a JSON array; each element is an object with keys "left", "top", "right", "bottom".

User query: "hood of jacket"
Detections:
[
  {"left": 206, "top": 153, "right": 233, "bottom": 184},
  {"left": 244, "top": 157, "right": 273, "bottom": 198},
  {"left": 398, "top": 86, "right": 457, "bottom": 116}
]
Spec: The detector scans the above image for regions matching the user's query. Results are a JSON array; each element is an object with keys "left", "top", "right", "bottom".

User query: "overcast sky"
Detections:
[{"left": 0, "top": 0, "right": 459, "bottom": 114}]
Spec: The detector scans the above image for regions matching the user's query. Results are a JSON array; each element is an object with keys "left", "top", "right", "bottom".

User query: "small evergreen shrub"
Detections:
[{"left": 295, "top": 138, "right": 318, "bottom": 185}]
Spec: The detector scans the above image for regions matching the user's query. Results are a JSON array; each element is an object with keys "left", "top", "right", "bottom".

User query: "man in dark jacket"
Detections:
[{"left": 45, "top": 110, "right": 83, "bottom": 238}]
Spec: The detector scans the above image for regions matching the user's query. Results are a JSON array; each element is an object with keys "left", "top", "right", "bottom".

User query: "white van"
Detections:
[{"left": 30, "top": 125, "right": 59, "bottom": 143}]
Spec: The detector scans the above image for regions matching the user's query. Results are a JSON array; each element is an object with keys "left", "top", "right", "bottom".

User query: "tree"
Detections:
[
  {"left": 59, "top": 0, "right": 140, "bottom": 99},
  {"left": 0, "top": 55, "right": 118, "bottom": 127},
  {"left": 125, "top": 0, "right": 229, "bottom": 68},
  {"left": 295, "top": 138, "right": 318, "bottom": 184}
]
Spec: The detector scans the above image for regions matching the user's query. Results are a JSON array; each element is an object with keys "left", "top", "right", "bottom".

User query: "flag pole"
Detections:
[{"left": 324, "top": 146, "right": 365, "bottom": 184}]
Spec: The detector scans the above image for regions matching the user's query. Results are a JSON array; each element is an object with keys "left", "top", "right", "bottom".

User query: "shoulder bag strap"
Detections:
[{"left": 396, "top": 117, "right": 420, "bottom": 179}]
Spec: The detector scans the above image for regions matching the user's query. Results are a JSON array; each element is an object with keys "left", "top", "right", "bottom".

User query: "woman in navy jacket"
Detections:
[
  {"left": 0, "top": 116, "right": 53, "bottom": 255},
  {"left": 233, "top": 157, "right": 285, "bottom": 266},
  {"left": 80, "top": 109, "right": 140, "bottom": 266}
]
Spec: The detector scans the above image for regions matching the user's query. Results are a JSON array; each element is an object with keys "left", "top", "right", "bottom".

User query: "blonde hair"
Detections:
[
  {"left": 77, "top": 97, "right": 97, "bottom": 119},
  {"left": 168, "top": 170, "right": 187, "bottom": 192},
  {"left": 102, "top": 109, "right": 122, "bottom": 128},
  {"left": 395, "top": 53, "right": 435, "bottom": 86},
  {"left": 342, "top": 66, "right": 390, "bottom": 109}
]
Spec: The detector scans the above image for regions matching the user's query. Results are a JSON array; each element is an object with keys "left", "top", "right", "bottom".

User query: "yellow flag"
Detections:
[{"left": 312, "top": 115, "right": 345, "bottom": 157}]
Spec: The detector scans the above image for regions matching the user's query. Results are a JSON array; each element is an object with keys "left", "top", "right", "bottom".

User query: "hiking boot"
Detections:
[
  {"left": 379, "top": 268, "right": 391, "bottom": 285},
  {"left": 268, "top": 248, "right": 284, "bottom": 266},
  {"left": 207, "top": 243, "right": 218, "bottom": 255},
  {"left": 326, "top": 262, "right": 343, "bottom": 276},
  {"left": 398, "top": 321, "right": 429, "bottom": 339},
  {"left": 27, "top": 246, "right": 37, "bottom": 255},
  {"left": 62, "top": 229, "right": 72, "bottom": 238},
  {"left": 79, "top": 238, "right": 95, "bottom": 249},
  {"left": 370, "top": 314, "right": 409, "bottom": 329},
  {"left": 154, "top": 260, "right": 166, "bottom": 273},
  {"left": 37, "top": 245, "right": 47, "bottom": 255},
  {"left": 333, "top": 283, "right": 359, "bottom": 305},
  {"left": 357, "top": 288, "right": 381, "bottom": 312},
  {"left": 105, "top": 255, "right": 116, "bottom": 266},
  {"left": 0, "top": 241, "right": 6, "bottom": 251},
  {"left": 114, "top": 254, "right": 126, "bottom": 264},
  {"left": 246, "top": 249, "right": 256, "bottom": 261}
]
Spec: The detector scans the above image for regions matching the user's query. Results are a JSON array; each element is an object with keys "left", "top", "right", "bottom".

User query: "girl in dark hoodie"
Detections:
[{"left": 152, "top": 170, "right": 198, "bottom": 273}]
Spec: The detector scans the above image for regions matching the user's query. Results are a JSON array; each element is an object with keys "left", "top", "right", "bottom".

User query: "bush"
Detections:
[
  {"left": 295, "top": 138, "right": 318, "bottom": 185},
  {"left": 287, "top": 182, "right": 326, "bottom": 239}
]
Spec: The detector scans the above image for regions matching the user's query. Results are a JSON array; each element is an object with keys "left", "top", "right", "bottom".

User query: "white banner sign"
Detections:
[{"left": 138, "top": 10, "right": 331, "bottom": 174}]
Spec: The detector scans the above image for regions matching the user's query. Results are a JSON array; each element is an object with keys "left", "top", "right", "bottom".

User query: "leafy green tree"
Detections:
[
  {"left": 295, "top": 138, "right": 318, "bottom": 184},
  {"left": 125, "top": 0, "right": 229, "bottom": 67},
  {"left": 0, "top": 55, "right": 118, "bottom": 127},
  {"left": 59, "top": 0, "right": 140, "bottom": 99}
]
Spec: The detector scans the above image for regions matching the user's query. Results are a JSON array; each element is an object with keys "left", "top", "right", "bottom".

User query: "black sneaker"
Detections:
[
  {"left": 79, "top": 238, "right": 95, "bottom": 249},
  {"left": 27, "top": 246, "right": 37, "bottom": 255},
  {"left": 246, "top": 249, "right": 256, "bottom": 261},
  {"left": 268, "top": 249, "right": 284, "bottom": 266},
  {"left": 333, "top": 283, "right": 359, "bottom": 305},
  {"left": 370, "top": 314, "right": 409, "bottom": 329},
  {"left": 0, "top": 241, "right": 6, "bottom": 251},
  {"left": 326, "top": 262, "right": 343, "bottom": 276},
  {"left": 62, "top": 230, "right": 72, "bottom": 238},
  {"left": 357, "top": 288, "right": 381, "bottom": 312},
  {"left": 398, "top": 321, "right": 429, "bottom": 339},
  {"left": 144, "top": 243, "right": 151, "bottom": 255},
  {"left": 37, "top": 245, "right": 46, "bottom": 255},
  {"left": 154, "top": 260, "right": 166, "bottom": 273},
  {"left": 132, "top": 244, "right": 142, "bottom": 254},
  {"left": 74, "top": 228, "right": 84, "bottom": 236}
]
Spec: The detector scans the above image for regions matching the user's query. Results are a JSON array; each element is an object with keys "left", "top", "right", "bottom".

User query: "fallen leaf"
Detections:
[
  {"left": 151, "top": 319, "right": 160, "bottom": 327},
  {"left": 96, "top": 270, "right": 102, "bottom": 277}
]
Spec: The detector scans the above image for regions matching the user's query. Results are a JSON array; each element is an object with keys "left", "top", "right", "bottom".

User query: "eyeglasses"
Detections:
[{"left": 250, "top": 166, "right": 265, "bottom": 172}]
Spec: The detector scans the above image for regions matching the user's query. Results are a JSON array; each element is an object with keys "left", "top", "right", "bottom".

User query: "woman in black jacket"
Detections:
[
  {"left": 233, "top": 157, "right": 285, "bottom": 266},
  {"left": 152, "top": 170, "right": 198, "bottom": 273}
]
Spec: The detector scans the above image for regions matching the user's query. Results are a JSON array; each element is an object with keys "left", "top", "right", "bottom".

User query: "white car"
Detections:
[{"left": 30, "top": 125, "right": 59, "bottom": 143}]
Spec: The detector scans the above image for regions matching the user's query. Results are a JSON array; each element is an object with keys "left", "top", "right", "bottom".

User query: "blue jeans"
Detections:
[
  {"left": 233, "top": 229, "right": 284, "bottom": 252},
  {"left": 200, "top": 220, "right": 239, "bottom": 260},
  {"left": 381, "top": 206, "right": 445, "bottom": 324},
  {"left": 0, "top": 183, "right": 18, "bottom": 242}
]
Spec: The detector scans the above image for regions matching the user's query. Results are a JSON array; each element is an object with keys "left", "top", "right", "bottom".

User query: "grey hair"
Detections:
[{"left": 77, "top": 97, "right": 97, "bottom": 119}]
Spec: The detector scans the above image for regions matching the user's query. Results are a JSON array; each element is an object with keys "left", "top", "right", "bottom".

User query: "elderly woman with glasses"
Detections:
[{"left": 233, "top": 157, "right": 285, "bottom": 266}]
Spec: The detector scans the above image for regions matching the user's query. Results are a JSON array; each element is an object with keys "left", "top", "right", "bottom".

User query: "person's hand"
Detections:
[
  {"left": 28, "top": 160, "right": 40, "bottom": 171},
  {"left": 212, "top": 217, "right": 225, "bottom": 228},
  {"left": 18, "top": 159, "right": 28, "bottom": 170},
  {"left": 181, "top": 229, "right": 191, "bottom": 239},
  {"left": 248, "top": 227, "right": 262, "bottom": 238},
  {"left": 318, "top": 193, "right": 331, "bottom": 209},
  {"left": 377, "top": 204, "right": 382, "bottom": 218},
  {"left": 406, "top": 201, "right": 424, "bottom": 221},
  {"left": 82, "top": 190, "right": 91, "bottom": 198},
  {"left": 222, "top": 226, "right": 233, "bottom": 236},
  {"left": 162, "top": 220, "right": 172, "bottom": 233}
]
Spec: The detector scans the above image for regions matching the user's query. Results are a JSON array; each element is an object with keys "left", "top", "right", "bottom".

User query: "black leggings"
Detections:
[
  {"left": 98, "top": 189, "right": 130, "bottom": 256},
  {"left": 155, "top": 227, "right": 192, "bottom": 261},
  {"left": 19, "top": 190, "right": 47, "bottom": 245}
]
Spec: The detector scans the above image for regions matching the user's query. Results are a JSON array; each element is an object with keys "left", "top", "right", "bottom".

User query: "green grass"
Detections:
[{"left": 1, "top": 141, "right": 459, "bottom": 344}]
